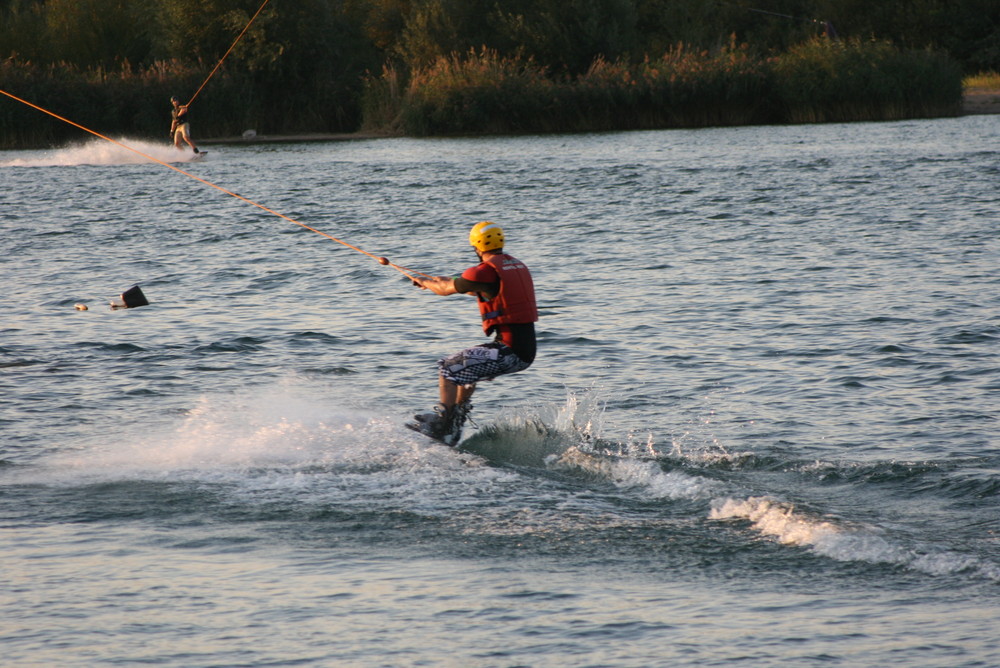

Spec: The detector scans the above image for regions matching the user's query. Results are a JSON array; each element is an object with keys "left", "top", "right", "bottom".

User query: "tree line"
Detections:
[{"left": 0, "top": 0, "right": 995, "bottom": 147}]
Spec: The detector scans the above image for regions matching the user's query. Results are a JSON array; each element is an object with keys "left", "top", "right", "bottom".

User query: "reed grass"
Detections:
[
  {"left": 3, "top": 37, "right": 964, "bottom": 149},
  {"left": 633, "top": 41, "right": 778, "bottom": 128},
  {"left": 363, "top": 38, "right": 962, "bottom": 136},
  {"left": 359, "top": 65, "right": 406, "bottom": 135},
  {"left": 391, "top": 48, "right": 554, "bottom": 135},
  {"left": 963, "top": 71, "right": 1000, "bottom": 91},
  {"left": 772, "top": 38, "right": 962, "bottom": 123}
]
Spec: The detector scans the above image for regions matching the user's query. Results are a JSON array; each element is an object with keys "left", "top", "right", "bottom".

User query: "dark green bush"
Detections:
[
  {"left": 772, "top": 38, "right": 962, "bottom": 123},
  {"left": 359, "top": 38, "right": 959, "bottom": 137}
]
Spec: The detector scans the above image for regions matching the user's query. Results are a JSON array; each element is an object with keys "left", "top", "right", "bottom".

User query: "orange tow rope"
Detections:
[
  {"left": 0, "top": 88, "right": 428, "bottom": 281},
  {"left": 186, "top": 0, "right": 273, "bottom": 108}
]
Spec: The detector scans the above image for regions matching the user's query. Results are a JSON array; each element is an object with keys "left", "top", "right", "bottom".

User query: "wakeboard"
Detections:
[
  {"left": 405, "top": 403, "right": 471, "bottom": 447},
  {"left": 192, "top": 151, "right": 208, "bottom": 160},
  {"left": 405, "top": 418, "right": 464, "bottom": 447}
]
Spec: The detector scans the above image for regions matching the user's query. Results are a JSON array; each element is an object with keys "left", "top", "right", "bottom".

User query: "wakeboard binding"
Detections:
[{"left": 407, "top": 401, "right": 472, "bottom": 446}]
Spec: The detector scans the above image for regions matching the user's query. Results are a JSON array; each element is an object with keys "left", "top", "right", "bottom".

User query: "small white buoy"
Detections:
[
  {"left": 75, "top": 303, "right": 88, "bottom": 311},
  {"left": 242, "top": 129, "right": 257, "bottom": 140}
]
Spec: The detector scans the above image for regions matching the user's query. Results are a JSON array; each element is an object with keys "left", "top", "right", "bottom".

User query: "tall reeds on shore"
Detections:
[
  {"left": 362, "top": 44, "right": 778, "bottom": 136},
  {"left": 392, "top": 49, "right": 554, "bottom": 136},
  {"left": 2, "top": 38, "right": 963, "bottom": 149},
  {"left": 772, "top": 39, "right": 963, "bottom": 123},
  {"left": 632, "top": 41, "right": 777, "bottom": 128},
  {"left": 364, "top": 38, "right": 962, "bottom": 136},
  {"left": 963, "top": 71, "right": 1000, "bottom": 90}
]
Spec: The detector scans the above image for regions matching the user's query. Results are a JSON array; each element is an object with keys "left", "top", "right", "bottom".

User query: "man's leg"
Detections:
[
  {"left": 180, "top": 125, "right": 198, "bottom": 152},
  {"left": 439, "top": 376, "right": 475, "bottom": 409}
]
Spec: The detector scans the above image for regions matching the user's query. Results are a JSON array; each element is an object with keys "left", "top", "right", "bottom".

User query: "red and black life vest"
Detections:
[{"left": 463, "top": 253, "right": 538, "bottom": 335}]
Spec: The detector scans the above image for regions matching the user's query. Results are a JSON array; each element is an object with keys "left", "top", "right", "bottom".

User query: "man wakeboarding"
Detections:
[
  {"left": 170, "top": 96, "right": 200, "bottom": 154},
  {"left": 408, "top": 221, "right": 539, "bottom": 446}
]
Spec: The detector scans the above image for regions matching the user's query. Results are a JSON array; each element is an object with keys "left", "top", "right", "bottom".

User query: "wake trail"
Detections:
[{"left": 1, "top": 138, "right": 202, "bottom": 167}]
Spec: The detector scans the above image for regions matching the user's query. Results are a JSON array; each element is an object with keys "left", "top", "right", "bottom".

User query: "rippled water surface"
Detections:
[{"left": 2, "top": 116, "right": 999, "bottom": 667}]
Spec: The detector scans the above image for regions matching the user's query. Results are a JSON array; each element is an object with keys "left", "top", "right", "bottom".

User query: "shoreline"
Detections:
[
  {"left": 962, "top": 89, "right": 1000, "bottom": 115},
  {"left": 201, "top": 132, "right": 388, "bottom": 145},
  {"left": 200, "top": 91, "right": 999, "bottom": 146},
  {"left": 3, "top": 92, "right": 993, "bottom": 152}
]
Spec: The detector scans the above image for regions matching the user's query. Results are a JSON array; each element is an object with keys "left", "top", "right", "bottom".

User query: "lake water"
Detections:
[{"left": 2, "top": 115, "right": 998, "bottom": 667}]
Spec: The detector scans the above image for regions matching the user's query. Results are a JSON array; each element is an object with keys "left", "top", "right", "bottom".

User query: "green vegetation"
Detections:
[
  {"left": 362, "top": 39, "right": 961, "bottom": 135},
  {"left": 771, "top": 38, "right": 963, "bottom": 124},
  {"left": 367, "top": 43, "right": 774, "bottom": 136},
  {"left": 1, "top": 0, "right": 995, "bottom": 148}
]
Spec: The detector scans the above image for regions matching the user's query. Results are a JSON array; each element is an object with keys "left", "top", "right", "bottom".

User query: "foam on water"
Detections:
[
  {"left": 546, "top": 446, "right": 719, "bottom": 501},
  {"left": 710, "top": 495, "right": 1000, "bottom": 582},
  {"left": 10, "top": 387, "right": 487, "bottom": 489},
  {"left": 0, "top": 137, "right": 202, "bottom": 167}
]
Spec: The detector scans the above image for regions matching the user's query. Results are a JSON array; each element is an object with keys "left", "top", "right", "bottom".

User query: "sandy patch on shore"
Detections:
[{"left": 963, "top": 89, "right": 1000, "bottom": 115}]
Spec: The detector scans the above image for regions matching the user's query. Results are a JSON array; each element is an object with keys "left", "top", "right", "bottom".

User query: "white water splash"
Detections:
[
  {"left": 547, "top": 445, "right": 719, "bottom": 501},
  {"left": 710, "top": 496, "right": 841, "bottom": 545},
  {"left": 711, "top": 496, "right": 1000, "bottom": 581},
  {"left": 11, "top": 387, "right": 480, "bottom": 487},
  {"left": 1, "top": 137, "right": 202, "bottom": 167},
  {"left": 548, "top": 388, "right": 606, "bottom": 439}
]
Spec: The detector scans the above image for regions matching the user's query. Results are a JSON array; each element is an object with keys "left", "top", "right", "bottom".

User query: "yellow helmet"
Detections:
[{"left": 469, "top": 221, "right": 504, "bottom": 252}]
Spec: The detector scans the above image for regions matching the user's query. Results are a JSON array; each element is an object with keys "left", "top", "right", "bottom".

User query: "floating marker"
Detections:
[
  {"left": 111, "top": 285, "right": 149, "bottom": 309},
  {"left": 75, "top": 303, "right": 88, "bottom": 311}
]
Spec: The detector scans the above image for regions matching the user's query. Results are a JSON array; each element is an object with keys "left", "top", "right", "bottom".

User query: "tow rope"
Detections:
[
  {"left": 0, "top": 88, "right": 427, "bottom": 281},
  {"left": 186, "top": 0, "right": 274, "bottom": 108}
]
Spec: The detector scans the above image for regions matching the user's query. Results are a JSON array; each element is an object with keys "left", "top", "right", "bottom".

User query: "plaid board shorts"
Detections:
[{"left": 438, "top": 340, "right": 532, "bottom": 387}]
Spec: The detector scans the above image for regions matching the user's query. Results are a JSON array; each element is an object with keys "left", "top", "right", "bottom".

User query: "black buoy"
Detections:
[{"left": 111, "top": 285, "right": 149, "bottom": 309}]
